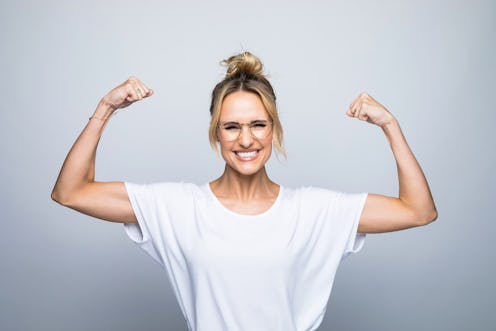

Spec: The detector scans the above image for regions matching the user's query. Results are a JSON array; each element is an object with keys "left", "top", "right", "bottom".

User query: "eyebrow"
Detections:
[{"left": 220, "top": 119, "right": 269, "bottom": 124}]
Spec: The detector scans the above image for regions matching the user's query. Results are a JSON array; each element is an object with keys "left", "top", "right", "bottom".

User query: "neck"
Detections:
[{"left": 210, "top": 165, "right": 278, "bottom": 200}]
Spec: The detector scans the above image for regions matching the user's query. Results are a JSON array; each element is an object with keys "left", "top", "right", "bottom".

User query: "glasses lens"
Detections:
[
  {"left": 251, "top": 121, "right": 271, "bottom": 139},
  {"left": 218, "top": 121, "right": 272, "bottom": 141},
  {"left": 219, "top": 123, "right": 241, "bottom": 141}
]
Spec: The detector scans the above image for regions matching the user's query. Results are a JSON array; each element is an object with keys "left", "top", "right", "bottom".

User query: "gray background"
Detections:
[{"left": 1, "top": 0, "right": 495, "bottom": 330}]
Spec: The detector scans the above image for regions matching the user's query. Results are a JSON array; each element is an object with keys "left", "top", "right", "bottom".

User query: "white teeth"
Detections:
[{"left": 236, "top": 151, "right": 258, "bottom": 158}]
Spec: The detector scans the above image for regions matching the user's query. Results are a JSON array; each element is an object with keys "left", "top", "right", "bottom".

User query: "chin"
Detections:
[
  {"left": 235, "top": 166, "right": 265, "bottom": 177},
  {"left": 224, "top": 161, "right": 262, "bottom": 176},
  {"left": 225, "top": 159, "right": 270, "bottom": 177}
]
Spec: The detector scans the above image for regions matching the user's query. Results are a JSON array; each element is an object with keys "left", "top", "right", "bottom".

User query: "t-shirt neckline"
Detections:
[{"left": 204, "top": 182, "right": 284, "bottom": 220}]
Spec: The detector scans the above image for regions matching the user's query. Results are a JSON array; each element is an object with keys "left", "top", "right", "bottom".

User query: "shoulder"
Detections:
[
  {"left": 288, "top": 185, "right": 340, "bottom": 201},
  {"left": 125, "top": 181, "right": 205, "bottom": 200},
  {"left": 285, "top": 185, "right": 366, "bottom": 207},
  {"left": 148, "top": 181, "right": 199, "bottom": 192},
  {"left": 277, "top": 186, "right": 335, "bottom": 212}
]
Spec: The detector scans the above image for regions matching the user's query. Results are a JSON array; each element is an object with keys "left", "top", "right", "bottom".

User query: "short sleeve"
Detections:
[
  {"left": 332, "top": 192, "right": 368, "bottom": 260},
  {"left": 123, "top": 182, "right": 165, "bottom": 266},
  {"left": 299, "top": 188, "right": 368, "bottom": 262}
]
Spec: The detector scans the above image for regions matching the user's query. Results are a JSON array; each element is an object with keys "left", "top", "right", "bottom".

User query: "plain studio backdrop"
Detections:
[{"left": 1, "top": 0, "right": 495, "bottom": 330}]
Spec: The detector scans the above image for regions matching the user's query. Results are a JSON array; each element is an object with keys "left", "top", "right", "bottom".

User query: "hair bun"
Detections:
[{"left": 222, "top": 51, "right": 264, "bottom": 79}]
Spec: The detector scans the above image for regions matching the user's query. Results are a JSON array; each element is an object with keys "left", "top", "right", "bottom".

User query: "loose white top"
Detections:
[{"left": 124, "top": 182, "right": 367, "bottom": 331}]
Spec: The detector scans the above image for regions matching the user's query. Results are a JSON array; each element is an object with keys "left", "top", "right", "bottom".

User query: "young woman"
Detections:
[{"left": 52, "top": 51, "right": 437, "bottom": 331}]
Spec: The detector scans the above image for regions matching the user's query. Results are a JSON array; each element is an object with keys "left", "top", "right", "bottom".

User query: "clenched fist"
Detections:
[
  {"left": 347, "top": 92, "right": 395, "bottom": 128},
  {"left": 101, "top": 77, "right": 154, "bottom": 112}
]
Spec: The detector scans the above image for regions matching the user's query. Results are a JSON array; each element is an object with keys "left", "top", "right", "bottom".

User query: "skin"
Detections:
[
  {"left": 51, "top": 77, "right": 437, "bottom": 232},
  {"left": 209, "top": 91, "right": 280, "bottom": 216},
  {"left": 346, "top": 93, "right": 437, "bottom": 232},
  {"left": 51, "top": 77, "right": 152, "bottom": 224}
]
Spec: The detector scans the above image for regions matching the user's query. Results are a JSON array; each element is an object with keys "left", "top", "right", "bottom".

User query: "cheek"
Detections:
[
  {"left": 264, "top": 136, "right": 274, "bottom": 148},
  {"left": 218, "top": 141, "right": 233, "bottom": 159}
]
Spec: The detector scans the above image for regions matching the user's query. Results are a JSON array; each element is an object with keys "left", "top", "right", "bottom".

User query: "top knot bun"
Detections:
[{"left": 222, "top": 51, "right": 264, "bottom": 79}]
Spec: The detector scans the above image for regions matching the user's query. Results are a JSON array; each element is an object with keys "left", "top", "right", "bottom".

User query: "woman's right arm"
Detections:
[{"left": 51, "top": 77, "right": 153, "bottom": 224}]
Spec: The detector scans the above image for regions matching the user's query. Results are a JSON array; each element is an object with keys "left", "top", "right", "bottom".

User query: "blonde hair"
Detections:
[{"left": 208, "top": 51, "right": 286, "bottom": 157}]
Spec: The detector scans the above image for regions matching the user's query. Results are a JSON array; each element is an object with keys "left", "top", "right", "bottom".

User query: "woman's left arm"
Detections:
[{"left": 347, "top": 93, "right": 438, "bottom": 233}]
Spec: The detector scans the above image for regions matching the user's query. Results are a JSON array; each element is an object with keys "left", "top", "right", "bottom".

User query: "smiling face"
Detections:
[{"left": 217, "top": 91, "right": 273, "bottom": 176}]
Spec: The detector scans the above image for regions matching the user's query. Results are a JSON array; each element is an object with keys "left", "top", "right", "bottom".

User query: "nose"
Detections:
[{"left": 238, "top": 125, "right": 254, "bottom": 148}]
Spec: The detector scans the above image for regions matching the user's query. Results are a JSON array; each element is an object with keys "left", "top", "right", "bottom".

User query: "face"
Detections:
[{"left": 217, "top": 91, "right": 273, "bottom": 176}]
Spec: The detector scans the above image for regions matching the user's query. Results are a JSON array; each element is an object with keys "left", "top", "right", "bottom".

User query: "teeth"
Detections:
[{"left": 236, "top": 151, "right": 258, "bottom": 157}]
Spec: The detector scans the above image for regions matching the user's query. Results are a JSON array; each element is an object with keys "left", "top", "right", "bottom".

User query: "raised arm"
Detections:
[
  {"left": 51, "top": 77, "right": 153, "bottom": 224},
  {"left": 346, "top": 93, "right": 438, "bottom": 233}
]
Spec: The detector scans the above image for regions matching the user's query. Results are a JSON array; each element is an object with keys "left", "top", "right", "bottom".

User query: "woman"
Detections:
[{"left": 51, "top": 51, "right": 437, "bottom": 331}]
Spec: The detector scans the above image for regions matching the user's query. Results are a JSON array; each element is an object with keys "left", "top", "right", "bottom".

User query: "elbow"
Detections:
[
  {"left": 51, "top": 187, "right": 75, "bottom": 207},
  {"left": 416, "top": 207, "right": 438, "bottom": 227},
  {"left": 51, "top": 188, "right": 66, "bottom": 206},
  {"left": 51, "top": 184, "right": 89, "bottom": 207},
  {"left": 51, "top": 186, "right": 61, "bottom": 203},
  {"left": 431, "top": 208, "right": 438, "bottom": 223}
]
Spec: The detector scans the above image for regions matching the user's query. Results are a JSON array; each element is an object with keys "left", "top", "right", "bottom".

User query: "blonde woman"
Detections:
[{"left": 52, "top": 51, "right": 437, "bottom": 331}]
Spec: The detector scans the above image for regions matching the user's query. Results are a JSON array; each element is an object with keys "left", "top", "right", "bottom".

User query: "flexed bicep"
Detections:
[
  {"left": 54, "top": 181, "right": 137, "bottom": 224},
  {"left": 52, "top": 77, "right": 153, "bottom": 224},
  {"left": 348, "top": 93, "right": 438, "bottom": 234},
  {"left": 358, "top": 193, "right": 431, "bottom": 233}
]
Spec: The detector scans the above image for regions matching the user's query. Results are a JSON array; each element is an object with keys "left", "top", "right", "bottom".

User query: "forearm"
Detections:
[
  {"left": 382, "top": 118, "right": 437, "bottom": 222},
  {"left": 51, "top": 100, "right": 114, "bottom": 203}
]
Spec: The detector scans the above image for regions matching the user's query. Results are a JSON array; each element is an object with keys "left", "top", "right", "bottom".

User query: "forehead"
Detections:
[{"left": 219, "top": 91, "right": 269, "bottom": 122}]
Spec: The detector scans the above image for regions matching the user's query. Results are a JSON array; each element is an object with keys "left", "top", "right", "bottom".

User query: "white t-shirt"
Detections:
[{"left": 124, "top": 182, "right": 367, "bottom": 331}]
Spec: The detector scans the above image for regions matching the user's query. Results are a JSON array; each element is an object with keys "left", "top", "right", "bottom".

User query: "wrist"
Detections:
[
  {"left": 380, "top": 114, "right": 397, "bottom": 129},
  {"left": 92, "top": 98, "right": 117, "bottom": 121},
  {"left": 381, "top": 116, "right": 401, "bottom": 137}
]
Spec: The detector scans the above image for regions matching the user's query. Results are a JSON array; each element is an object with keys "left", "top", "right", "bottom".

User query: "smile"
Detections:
[{"left": 234, "top": 150, "right": 259, "bottom": 161}]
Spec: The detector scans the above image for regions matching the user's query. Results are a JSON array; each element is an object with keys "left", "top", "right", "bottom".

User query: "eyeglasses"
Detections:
[{"left": 217, "top": 120, "right": 273, "bottom": 141}]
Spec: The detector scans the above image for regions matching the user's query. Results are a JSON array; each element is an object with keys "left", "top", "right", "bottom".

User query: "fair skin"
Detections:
[
  {"left": 209, "top": 91, "right": 280, "bottom": 215},
  {"left": 51, "top": 77, "right": 151, "bottom": 224},
  {"left": 347, "top": 93, "right": 438, "bottom": 232},
  {"left": 52, "top": 77, "right": 437, "bottom": 232}
]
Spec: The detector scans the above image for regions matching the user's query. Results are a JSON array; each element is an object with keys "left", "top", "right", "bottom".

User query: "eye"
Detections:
[
  {"left": 223, "top": 124, "right": 240, "bottom": 130},
  {"left": 251, "top": 121, "right": 268, "bottom": 128}
]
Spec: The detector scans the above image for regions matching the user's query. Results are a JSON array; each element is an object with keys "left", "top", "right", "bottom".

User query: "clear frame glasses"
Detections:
[{"left": 217, "top": 120, "right": 273, "bottom": 141}]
